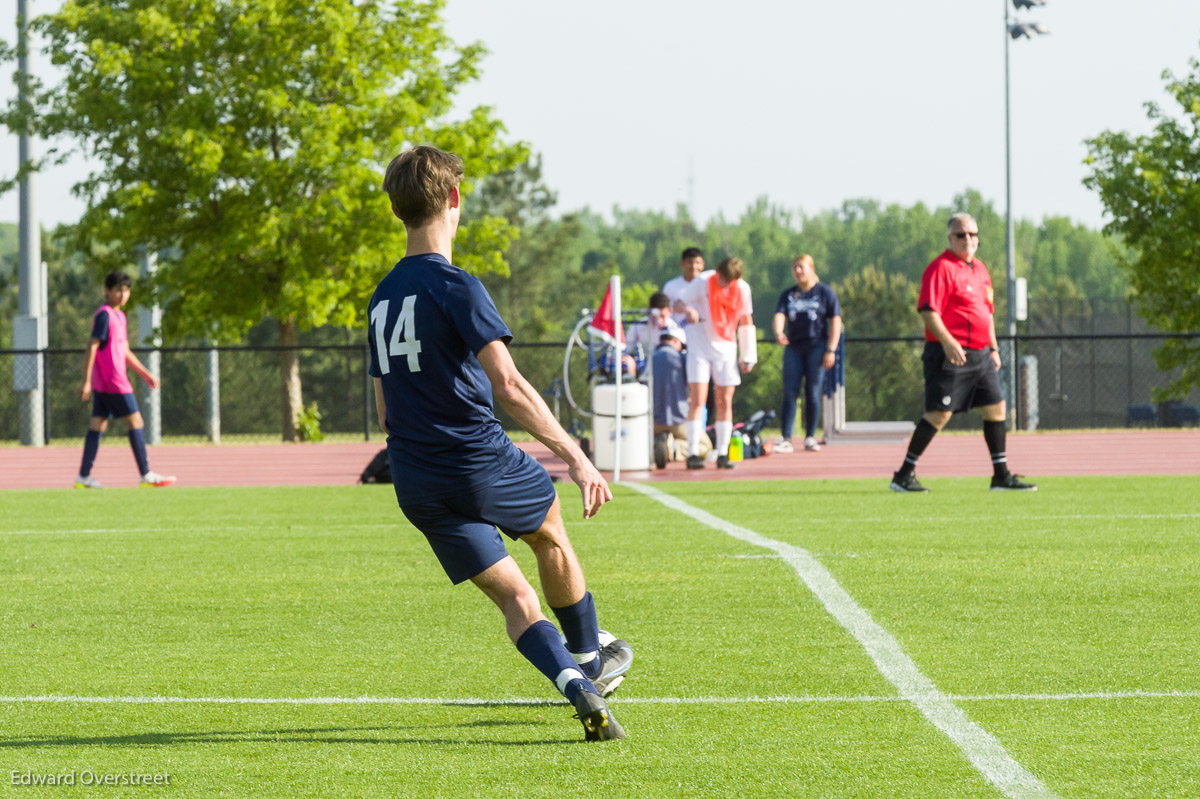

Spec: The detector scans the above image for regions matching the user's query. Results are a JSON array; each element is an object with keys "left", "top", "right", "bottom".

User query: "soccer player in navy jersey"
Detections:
[{"left": 368, "top": 146, "right": 631, "bottom": 741}]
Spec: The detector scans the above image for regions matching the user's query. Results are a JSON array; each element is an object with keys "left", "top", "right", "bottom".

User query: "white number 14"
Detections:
[{"left": 370, "top": 295, "right": 423, "bottom": 374}]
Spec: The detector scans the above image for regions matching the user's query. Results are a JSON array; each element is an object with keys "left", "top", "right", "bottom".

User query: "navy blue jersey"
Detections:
[
  {"left": 775, "top": 283, "right": 841, "bottom": 345},
  {"left": 368, "top": 253, "right": 514, "bottom": 504}
]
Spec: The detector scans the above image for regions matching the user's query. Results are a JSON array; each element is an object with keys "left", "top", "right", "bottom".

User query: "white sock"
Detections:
[
  {"left": 686, "top": 419, "right": 703, "bottom": 456},
  {"left": 715, "top": 421, "right": 733, "bottom": 455}
]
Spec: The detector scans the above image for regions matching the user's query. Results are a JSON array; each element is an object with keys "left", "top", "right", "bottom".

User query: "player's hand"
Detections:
[
  {"left": 740, "top": 361, "right": 754, "bottom": 374},
  {"left": 942, "top": 341, "right": 966, "bottom": 366},
  {"left": 145, "top": 374, "right": 160, "bottom": 390},
  {"left": 79, "top": 382, "right": 91, "bottom": 402},
  {"left": 991, "top": 350, "right": 1002, "bottom": 371},
  {"left": 685, "top": 307, "right": 700, "bottom": 324},
  {"left": 775, "top": 332, "right": 789, "bottom": 346},
  {"left": 568, "top": 460, "right": 612, "bottom": 519}
]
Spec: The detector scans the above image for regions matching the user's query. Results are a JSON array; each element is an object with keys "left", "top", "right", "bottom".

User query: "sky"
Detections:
[{"left": 3, "top": 0, "right": 1200, "bottom": 231}]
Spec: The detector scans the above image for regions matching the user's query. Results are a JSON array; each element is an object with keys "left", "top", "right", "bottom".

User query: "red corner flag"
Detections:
[{"left": 587, "top": 282, "right": 624, "bottom": 346}]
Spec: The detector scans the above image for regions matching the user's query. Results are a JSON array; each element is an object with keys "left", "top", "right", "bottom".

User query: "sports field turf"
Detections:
[{"left": 1, "top": 476, "right": 1197, "bottom": 797}]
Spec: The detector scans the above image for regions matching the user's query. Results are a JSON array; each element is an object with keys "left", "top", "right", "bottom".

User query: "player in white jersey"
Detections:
[{"left": 662, "top": 246, "right": 709, "bottom": 328}]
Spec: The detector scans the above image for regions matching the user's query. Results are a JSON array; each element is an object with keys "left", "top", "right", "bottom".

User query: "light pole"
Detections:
[
  {"left": 13, "top": 0, "right": 47, "bottom": 446},
  {"left": 1004, "top": 0, "right": 1048, "bottom": 427},
  {"left": 1004, "top": 0, "right": 1049, "bottom": 340}
]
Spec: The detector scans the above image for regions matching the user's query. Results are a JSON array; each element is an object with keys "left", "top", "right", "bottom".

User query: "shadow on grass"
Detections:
[{"left": 0, "top": 721, "right": 591, "bottom": 749}]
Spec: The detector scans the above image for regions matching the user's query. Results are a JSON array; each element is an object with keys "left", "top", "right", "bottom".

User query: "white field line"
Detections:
[
  {"left": 625, "top": 482, "right": 1057, "bottom": 799},
  {"left": 1, "top": 690, "right": 1197, "bottom": 707},
  {"left": 0, "top": 524, "right": 386, "bottom": 536},
  {"left": 769, "top": 512, "right": 1200, "bottom": 526},
  {"left": 5, "top": 511, "right": 1198, "bottom": 537},
  {"left": 5, "top": 512, "right": 1199, "bottom": 538}
]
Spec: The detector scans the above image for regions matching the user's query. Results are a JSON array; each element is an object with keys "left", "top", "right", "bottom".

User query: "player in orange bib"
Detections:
[{"left": 675, "top": 257, "right": 757, "bottom": 469}]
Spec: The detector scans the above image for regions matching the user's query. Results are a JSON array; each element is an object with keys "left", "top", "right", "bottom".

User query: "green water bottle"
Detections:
[{"left": 729, "top": 432, "right": 744, "bottom": 462}]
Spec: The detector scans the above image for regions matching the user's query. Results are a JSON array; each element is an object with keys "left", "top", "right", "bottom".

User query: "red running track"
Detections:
[{"left": 1, "top": 431, "right": 1197, "bottom": 491}]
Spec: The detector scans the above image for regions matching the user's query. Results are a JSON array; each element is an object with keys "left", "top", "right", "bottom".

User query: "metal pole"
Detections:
[
  {"left": 206, "top": 345, "right": 221, "bottom": 443},
  {"left": 1003, "top": 0, "right": 1019, "bottom": 428},
  {"left": 138, "top": 249, "right": 162, "bottom": 444},
  {"left": 1004, "top": 0, "right": 1017, "bottom": 340},
  {"left": 611, "top": 275, "right": 622, "bottom": 482},
  {"left": 42, "top": 348, "right": 51, "bottom": 443},
  {"left": 363, "top": 344, "right": 372, "bottom": 441},
  {"left": 14, "top": 0, "right": 46, "bottom": 446}
]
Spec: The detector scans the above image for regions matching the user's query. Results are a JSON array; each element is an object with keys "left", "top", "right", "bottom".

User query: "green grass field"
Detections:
[{"left": 1, "top": 476, "right": 1197, "bottom": 797}]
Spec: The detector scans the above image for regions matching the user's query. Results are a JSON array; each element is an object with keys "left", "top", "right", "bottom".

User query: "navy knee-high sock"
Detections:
[
  {"left": 515, "top": 620, "right": 593, "bottom": 703},
  {"left": 128, "top": 428, "right": 150, "bottom": 476},
  {"left": 551, "top": 592, "right": 602, "bottom": 679},
  {"left": 983, "top": 420, "right": 1010, "bottom": 478},
  {"left": 80, "top": 429, "right": 102, "bottom": 477},
  {"left": 897, "top": 419, "right": 938, "bottom": 477}
]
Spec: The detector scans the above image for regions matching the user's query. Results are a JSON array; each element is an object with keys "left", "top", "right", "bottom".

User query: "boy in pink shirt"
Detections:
[{"left": 75, "top": 271, "right": 175, "bottom": 488}]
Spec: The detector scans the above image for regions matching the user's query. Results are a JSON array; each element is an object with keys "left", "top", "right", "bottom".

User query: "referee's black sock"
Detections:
[
  {"left": 983, "top": 420, "right": 1010, "bottom": 478},
  {"left": 897, "top": 418, "right": 938, "bottom": 478}
]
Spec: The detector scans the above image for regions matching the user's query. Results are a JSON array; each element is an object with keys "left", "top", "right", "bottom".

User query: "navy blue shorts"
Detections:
[
  {"left": 92, "top": 391, "right": 139, "bottom": 419},
  {"left": 399, "top": 446, "right": 558, "bottom": 585}
]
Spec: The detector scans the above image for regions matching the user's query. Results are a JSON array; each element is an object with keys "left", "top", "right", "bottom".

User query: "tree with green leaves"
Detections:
[
  {"left": 1, "top": 0, "right": 526, "bottom": 439},
  {"left": 1084, "top": 57, "right": 1200, "bottom": 398},
  {"left": 831, "top": 266, "right": 924, "bottom": 422}
]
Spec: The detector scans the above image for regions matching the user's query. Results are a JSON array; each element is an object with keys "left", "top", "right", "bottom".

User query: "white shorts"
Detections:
[{"left": 686, "top": 348, "right": 741, "bottom": 387}]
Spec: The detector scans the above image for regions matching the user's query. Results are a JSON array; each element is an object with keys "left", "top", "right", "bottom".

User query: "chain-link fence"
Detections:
[{"left": 3, "top": 333, "right": 1199, "bottom": 444}]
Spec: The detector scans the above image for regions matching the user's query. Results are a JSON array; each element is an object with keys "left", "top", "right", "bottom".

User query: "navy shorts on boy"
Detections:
[
  {"left": 92, "top": 391, "right": 139, "bottom": 419},
  {"left": 368, "top": 253, "right": 558, "bottom": 583},
  {"left": 399, "top": 445, "right": 556, "bottom": 584}
]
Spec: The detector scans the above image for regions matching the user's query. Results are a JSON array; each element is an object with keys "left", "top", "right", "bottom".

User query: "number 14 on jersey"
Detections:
[{"left": 370, "top": 295, "right": 423, "bottom": 374}]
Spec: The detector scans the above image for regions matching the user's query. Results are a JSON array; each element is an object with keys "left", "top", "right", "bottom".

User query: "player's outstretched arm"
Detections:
[
  {"left": 126, "top": 349, "right": 160, "bottom": 390},
  {"left": 80, "top": 339, "right": 100, "bottom": 401},
  {"left": 477, "top": 340, "right": 612, "bottom": 519}
]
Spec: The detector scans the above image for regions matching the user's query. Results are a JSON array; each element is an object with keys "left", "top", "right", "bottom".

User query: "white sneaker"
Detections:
[
  {"left": 773, "top": 438, "right": 794, "bottom": 453},
  {"left": 74, "top": 474, "right": 103, "bottom": 489},
  {"left": 140, "top": 471, "right": 177, "bottom": 488},
  {"left": 804, "top": 436, "right": 821, "bottom": 452}
]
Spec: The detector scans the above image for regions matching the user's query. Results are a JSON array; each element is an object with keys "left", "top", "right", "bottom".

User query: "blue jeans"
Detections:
[{"left": 781, "top": 342, "right": 825, "bottom": 439}]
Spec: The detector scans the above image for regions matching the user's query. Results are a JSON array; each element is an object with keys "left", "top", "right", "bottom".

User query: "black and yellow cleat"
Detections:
[{"left": 572, "top": 688, "right": 626, "bottom": 742}]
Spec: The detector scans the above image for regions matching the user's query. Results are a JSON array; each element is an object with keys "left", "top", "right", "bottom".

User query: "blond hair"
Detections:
[
  {"left": 382, "top": 145, "right": 465, "bottom": 228},
  {"left": 716, "top": 257, "right": 743, "bottom": 283}
]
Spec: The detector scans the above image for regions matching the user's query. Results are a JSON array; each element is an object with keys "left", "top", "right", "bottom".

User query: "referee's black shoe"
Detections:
[
  {"left": 889, "top": 471, "right": 930, "bottom": 493},
  {"left": 990, "top": 473, "right": 1038, "bottom": 491}
]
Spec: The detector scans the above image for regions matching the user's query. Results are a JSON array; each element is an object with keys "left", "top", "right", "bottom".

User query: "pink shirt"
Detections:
[{"left": 91, "top": 305, "right": 134, "bottom": 394}]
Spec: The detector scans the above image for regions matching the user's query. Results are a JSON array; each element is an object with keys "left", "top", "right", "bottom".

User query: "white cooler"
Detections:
[{"left": 591, "top": 382, "right": 651, "bottom": 471}]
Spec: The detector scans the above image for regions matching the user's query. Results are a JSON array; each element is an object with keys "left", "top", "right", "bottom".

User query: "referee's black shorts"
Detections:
[{"left": 922, "top": 342, "right": 1004, "bottom": 413}]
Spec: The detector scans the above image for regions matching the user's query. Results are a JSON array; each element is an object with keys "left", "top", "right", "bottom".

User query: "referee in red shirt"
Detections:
[{"left": 889, "top": 213, "right": 1036, "bottom": 493}]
